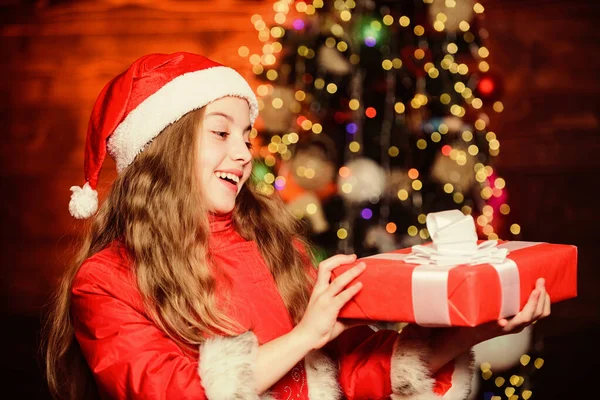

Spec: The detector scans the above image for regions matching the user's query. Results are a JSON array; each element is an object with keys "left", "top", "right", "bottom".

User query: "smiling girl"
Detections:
[{"left": 44, "top": 52, "right": 550, "bottom": 400}]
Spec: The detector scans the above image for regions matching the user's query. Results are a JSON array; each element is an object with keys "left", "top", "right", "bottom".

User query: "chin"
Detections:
[{"left": 209, "top": 202, "right": 235, "bottom": 215}]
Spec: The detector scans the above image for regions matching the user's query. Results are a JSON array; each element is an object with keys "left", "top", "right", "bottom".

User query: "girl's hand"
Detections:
[
  {"left": 454, "top": 277, "right": 552, "bottom": 347},
  {"left": 294, "top": 254, "right": 366, "bottom": 350}
]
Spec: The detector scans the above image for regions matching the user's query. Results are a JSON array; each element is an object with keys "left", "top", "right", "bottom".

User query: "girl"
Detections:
[{"left": 44, "top": 52, "right": 550, "bottom": 400}]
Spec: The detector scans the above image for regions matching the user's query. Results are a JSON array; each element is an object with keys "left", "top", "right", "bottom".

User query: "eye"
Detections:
[
  {"left": 245, "top": 142, "right": 253, "bottom": 150},
  {"left": 213, "top": 131, "right": 229, "bottom": 138}
]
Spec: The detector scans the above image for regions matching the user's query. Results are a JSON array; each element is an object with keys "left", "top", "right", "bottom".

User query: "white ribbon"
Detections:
[{"left": 369, "top": 210, "right": 543, "bottom": 326}]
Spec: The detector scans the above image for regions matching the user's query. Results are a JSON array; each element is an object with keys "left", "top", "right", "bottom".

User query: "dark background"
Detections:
[{"left": 1, "top": 0, "right": 598, "bottom": 398}]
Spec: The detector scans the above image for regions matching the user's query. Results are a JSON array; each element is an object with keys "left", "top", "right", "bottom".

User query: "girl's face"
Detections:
[{"left": 196, "top": 96, "right": 253, "bottom": 214}]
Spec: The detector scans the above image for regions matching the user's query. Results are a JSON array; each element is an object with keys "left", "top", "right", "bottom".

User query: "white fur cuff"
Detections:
[
  {"left": 390, "top": 332, "right": 436, "bottom": 398},
  {"left": 199, "top": 331, "right": 268, "bottom": 399},
  {"left": 305, "top": 350, "right": 343, "bottom": 399},
  {"left": 390, "top": 333, "right": 475, "bottom": 400}
]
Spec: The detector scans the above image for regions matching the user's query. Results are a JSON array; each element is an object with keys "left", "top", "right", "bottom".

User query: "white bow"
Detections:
[{"left": 404, "top": 210, "right": 508, "bottom": 267}]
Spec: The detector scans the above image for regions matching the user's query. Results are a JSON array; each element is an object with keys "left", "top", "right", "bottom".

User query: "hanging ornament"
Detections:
[
  {"left": 428, "top": 0, "right": 476, "bottom": 34},
  {"left": 475, "top": 72, "right": 504, "bottom": 102},
  {"left": 430, "top": 141, "right": 476, "bottom": 192},
  {"left": 259, "top": 86, "right": 298, "bottom": 133},
  {"left": 290, "top": 139, "right": 336, "bottom": 192},
  {"left": 364, "top": 225, "right": 398, "bottom": 253},
  {"left": 317, "top": 45, "right": 352, "bottom": 76},
  {"left": 286, "top": 191, "right": 330, "bottom": 234},
  {"left": 338, "top": 157, "right": 386, "bottom": 204}
]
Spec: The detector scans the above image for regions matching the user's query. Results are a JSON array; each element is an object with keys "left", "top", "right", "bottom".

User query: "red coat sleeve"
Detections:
[
  {"left": 325, "top": 325, "right": 474, "bottom": 400},
  {"left": 71, "top": 256, "right": 207, "bottom": 399},
  {"left": 71, "top": 250, "right": 262, "bottom": 400}
]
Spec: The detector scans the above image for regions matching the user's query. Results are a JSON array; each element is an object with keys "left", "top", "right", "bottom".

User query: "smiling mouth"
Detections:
[{"left": 215, "top": 171, "right": 240, "bottom": 186}]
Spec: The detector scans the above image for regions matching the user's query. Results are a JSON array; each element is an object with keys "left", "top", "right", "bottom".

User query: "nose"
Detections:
[{"left": 231, "top": 135, "right": 252, "bottom": 164}]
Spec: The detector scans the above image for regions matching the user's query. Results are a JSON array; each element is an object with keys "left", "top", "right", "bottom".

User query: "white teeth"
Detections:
[{"left": 215, "top": 171, "right": 240, "bottom": 184}]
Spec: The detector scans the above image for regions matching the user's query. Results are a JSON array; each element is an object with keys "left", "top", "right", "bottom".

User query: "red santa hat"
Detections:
[{"left": 68, "top": 52, "right": 259, "bottom": 219}]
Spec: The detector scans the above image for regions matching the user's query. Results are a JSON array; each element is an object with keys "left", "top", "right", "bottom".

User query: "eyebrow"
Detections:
[{"left": 205, "top": 112, "right": 252, "bottom": 132}]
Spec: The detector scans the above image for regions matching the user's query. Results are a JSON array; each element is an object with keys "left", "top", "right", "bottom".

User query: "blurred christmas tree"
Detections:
[
  {"left": 242, "top": 0, "right": 520, "bottom": 261},
  {"left": 241, "top": 3, "right": 546, "bottom": 398}
]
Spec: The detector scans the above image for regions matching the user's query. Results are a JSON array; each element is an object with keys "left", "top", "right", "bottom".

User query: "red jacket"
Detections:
[{"left": 72, "top": 213, "right": 474, "bottom": 399}]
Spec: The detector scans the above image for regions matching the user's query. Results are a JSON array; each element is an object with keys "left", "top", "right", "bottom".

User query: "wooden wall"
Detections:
[{"left": 1, "top": 0, "right": 598, "bottom": 398}]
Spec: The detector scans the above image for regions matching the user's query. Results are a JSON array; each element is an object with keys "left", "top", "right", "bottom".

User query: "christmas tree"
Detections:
[
  {"left": 242, "top": 0, "right": 517, "bottom": 260},
  {"left": 241, "top": 2, "right": 543, "bottom": 397}
]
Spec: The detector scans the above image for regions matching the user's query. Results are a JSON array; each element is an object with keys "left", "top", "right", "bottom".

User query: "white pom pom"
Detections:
[{"left": 69, "top": 182, "right": 99, "bottom": 219}]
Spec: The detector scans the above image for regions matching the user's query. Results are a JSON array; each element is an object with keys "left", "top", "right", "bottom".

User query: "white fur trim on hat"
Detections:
[
  {"left": 107, "top": 66, "right": 258, "bottom": 173},
  {"left": 69, "top": 182, "right": 99, "bottom": 219}
]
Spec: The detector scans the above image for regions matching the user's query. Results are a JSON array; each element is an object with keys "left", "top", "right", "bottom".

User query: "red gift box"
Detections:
[{"left": 332, "top": 241, "right": 577, "bottom": 327}]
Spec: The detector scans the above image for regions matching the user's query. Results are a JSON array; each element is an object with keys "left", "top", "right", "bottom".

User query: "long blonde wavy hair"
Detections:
[{"left": 43, "top": 107, "right": 315, "bottom": 399}]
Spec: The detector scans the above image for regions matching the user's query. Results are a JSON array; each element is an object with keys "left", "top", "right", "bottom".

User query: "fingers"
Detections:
[
  {"left": 543, "top": 293, "right": 551, "bottom": 317},
  {"left": 504, "top": 287, "right": 540, "bottom": 331},
  {"left": 534, "top": 282, "right": 547, "bottom": 320},
  {"left": 314, "top": 254, "right": 357, "bottom": 292},
  {"left": 327, "top": 262, "right": 366, "bottom": 297},
  {"left": 334, "top": 282, "right": 363, "bottom": 307}
]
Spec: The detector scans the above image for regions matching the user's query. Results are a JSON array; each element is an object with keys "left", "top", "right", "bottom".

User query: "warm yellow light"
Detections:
[
  {"left": 331, "top": 24, "right": 344, "bottom": 36},
  {"left": 382, "top": 59, "right": 393, "bottom": 70},
  {"left": 474, "top": 3, "right": 485, "bottom": 14},
  {"left": 433, "top": 21, "right": 445, "bottom": 32},
  {"left": 337, "top": 41, "right": 348, "bottom": 52},
  {"left": 349, "top": 99, "right": 360, "bottom": 110},
  {"left": 493, "top": 101, "right": 504, "bottom": 112},
  {"left": 337, "top": 228, "right": 348, "bottom": 239},
  {"left": 462, "top": 130, "right": 473, "bottom": 141},
  {"left": 383, "top": 15, "right": 394, "bottom": 25},
  {"left": 412, "top": 180, "right": 423, "bottom": 190},
  {"left": 468, "top": 145, "right": 479, "bottom": 155},
  {"left": 459, "top": 21, "right": 470, "bottom": 31},
  {"left": 447, "top": 43, "right": 458, "bottom": 54},
  {"left": 453, "top": 192, "right": 464, "bottom": 203},
  {"left": 414, "top": 25, "right": 425, "bottom": 36},
  {"left": 392, "top": 58, "right": 402, "bottom": 68},
  {"left": 416, "top": 139, "right": 427, "bottom": 149},
  {"left": 510, "top": 224, "right": 521, "bottom": 235},
  {"left": 418, "top": 214, "right": 427, "bottom": 224},
  {"left": 444, "top": 183, "right": 454, "bottom": 193},
  {"left": 397, "top": 189, "right": 409, "bottom": 201},
  {"left": 479, "top": 61, "right": 490, "bottom": 72},
  {"left": 306, "top": 203, "right": 317, "bottom": 214},
  {"left": 440, "top": 93, "right": 451, "bottom": 104},
  {"left": 295, "top": 90, "right": 306, "bottom": 101},
  {"left": 408, "top": 226, "right": 418, "bottom": 236},
  {"left": 272, "top": 98, "right": 283, "bottom": 109},
  {"left": 340, "top": 10, "right": 352, "bottom": 21},
  {"left": 326, "top": 83, "right": 338, "bottom": 93},
  {"left": 388, "top": 146, "right": 399, "bottom": 157},
  {"left": 312, "top": 123, "right": 323, "bottom": 134},
  {"left": 399, "top": 16, "right": 410, "bottom": 27},
  {"left": 500, "top": 204, "right": 510, "bottom": 215},
  {"left": 349, "top": 141, "right": 360, "bottom": 152},
  {"left": 266, "top": 69, "right": 278, "bottom": 80}
]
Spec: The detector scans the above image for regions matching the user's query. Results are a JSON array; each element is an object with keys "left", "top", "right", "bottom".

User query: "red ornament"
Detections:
[{"left": 475, "top": 73, "right": 504, "bottom": 101}]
